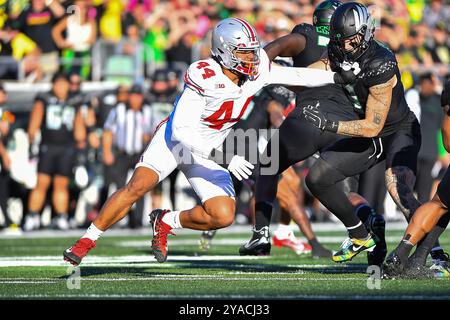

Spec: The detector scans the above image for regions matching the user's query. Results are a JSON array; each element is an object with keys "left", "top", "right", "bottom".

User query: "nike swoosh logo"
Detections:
[
  {"left": 245, "top": 239, "right": 261, "bottom": 248},
  {"left": 352, "top": 244, "right": 364, "bottom": 251}
]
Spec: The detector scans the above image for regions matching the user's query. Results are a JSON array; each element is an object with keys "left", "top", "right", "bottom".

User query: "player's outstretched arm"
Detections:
[{"left": 268, "top": 63, "right": 356, "bottom": 88}]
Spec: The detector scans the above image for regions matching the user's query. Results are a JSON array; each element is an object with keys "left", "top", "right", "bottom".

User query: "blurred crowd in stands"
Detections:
[
  {"left": 0, "top": 0, "right": 449, "bottom": 233},
  {"left": 0, "top": 0, "right": 448, "bottom": 83}
]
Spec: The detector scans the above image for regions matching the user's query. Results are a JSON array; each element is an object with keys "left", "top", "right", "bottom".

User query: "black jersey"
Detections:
[
  {"left": 291, "top": 23, "right": 357, "bottom": 121},
  {"left": 340, "top": 40, "right": 413, "bottom": 137},
  {"left": 291, "top": 23, "right": 327, "bottom": 67},
  {"left": 35, "top": 92, "right": 81, "bottom": 145}
]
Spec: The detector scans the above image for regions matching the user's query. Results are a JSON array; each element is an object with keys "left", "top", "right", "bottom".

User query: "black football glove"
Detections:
[
  {"left": 302, "top": 102, "right": 339, "bottom": 133},
  {"left": 333, "top": 61, "right": 361, "bottom": 85}
]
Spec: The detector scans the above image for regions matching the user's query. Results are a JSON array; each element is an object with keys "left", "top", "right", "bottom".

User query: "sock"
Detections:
[
  {"left": 29, "top": 211, "right": 39, "bottom": 217},
  {"left": 347, "top": 221, "right": 369, "bottom": 239},
  {"left": 82, "top": 223, "right": 104, "bottom": 241},
  {"left": 274, "top": 224, "right": 292, "bottom": 240},
  {"left": 161, "top": 210, "right": 182, "bottom": 229},
  {"left": 308, "top": 237, "right": 321, "bottom": 250},
  {"left": 395, "top": 236, "right": 414, "bottom": 263},
  {"left": 255, "top": 202, "right": 273, "bottom": 230},
  {"left": 355, "top": 204, "right": 373, "bottom": 224}
]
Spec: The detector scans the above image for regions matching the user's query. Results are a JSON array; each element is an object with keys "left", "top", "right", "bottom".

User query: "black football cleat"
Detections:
[
  {"left": 382, "top": 251, "right": 406, "bottom": 279},
  {"left": 239, "top": 226, "right": 271, "bottom": 256},
  {"left": 366, "top": 213, "right": 387, "bottom": 266}
]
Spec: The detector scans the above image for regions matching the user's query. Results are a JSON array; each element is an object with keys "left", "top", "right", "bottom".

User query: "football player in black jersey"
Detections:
[
  {"left": 384, "top": 79, "right": 450, "bottom": 279},
  {"left": 25, "top": 72, "right": 86, "bottom": 231},
  {"left": 240, "top": 0, "right": 386, "bottom": 264},
  {"left": 201, "top": 81, "right": 332, "bottom": 257},
  {"left": 301, "top": 2, "right": 445, "bottom": 264}
]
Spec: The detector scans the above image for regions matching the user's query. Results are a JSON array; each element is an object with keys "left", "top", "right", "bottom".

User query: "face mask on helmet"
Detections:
[
  {"left": 330, "top": 28, "right": 367, "bottom": 61},
  {"left": 231, "top": 47, "right": 260, "bottom": 77}
]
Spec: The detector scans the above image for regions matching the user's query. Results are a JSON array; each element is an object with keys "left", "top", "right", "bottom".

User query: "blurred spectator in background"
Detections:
[
  {"left": 94, "top": 84, "right": 129, "bottom": 212},
  {"left": 0, "top": 83, "right": 16, "bottom": 230},
  {"left": 415, "top": 72, "right": 443, "bottom": 203},
  {"left": 14, "top": 0, "right": 65, "bottom": 79},
  {"left": 143, "top": 5, "right": 169, "bottom": 65},
  {"left": 52, "top": 0, "right": 97, "bottom": 80},
  {"left": 102, "top": 84, "right": 157, "bottom": 228},
  {"left": 24, "top": 72, "right": 86, "bottom": 231},
  {"left": 165, "top": 9, "right": 196, "bottom": 67},
  {"left": 0, "top": 20, "right": 42, "bottom": 81},
  {"left": 422, "top": 0, "right": 449, "bottom": 29},
  {"left": 427, "top": 22, "right": 449, "bottom": 67},
  {"left": 97, "top": 0, "right": 123, "bottom": 43}
]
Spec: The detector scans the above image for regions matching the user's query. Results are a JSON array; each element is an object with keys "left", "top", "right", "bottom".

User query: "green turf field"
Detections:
[{"left": 0, "top": 226, "right": 449, "bottom": 299}]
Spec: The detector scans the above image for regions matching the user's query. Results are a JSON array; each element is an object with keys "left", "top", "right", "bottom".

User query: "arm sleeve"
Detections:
[
  {"left": 267, "top": 65, "right": 335, "bottom": 87},
  {"left": 170, "top": 87, "right": 212, "bottom": 158}
]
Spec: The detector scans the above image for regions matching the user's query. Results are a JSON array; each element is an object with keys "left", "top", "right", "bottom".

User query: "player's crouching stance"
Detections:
[{"left": 64, "top": 18, "right": 357, "bottom": 265}]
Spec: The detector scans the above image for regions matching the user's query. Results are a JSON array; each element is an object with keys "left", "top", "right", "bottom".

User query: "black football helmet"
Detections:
[
  {"left": 328, "top": 2, "right": 375, "bottom": 62},
  {"left": 313, "top": 0, "right": 342, "bottom": 35}
]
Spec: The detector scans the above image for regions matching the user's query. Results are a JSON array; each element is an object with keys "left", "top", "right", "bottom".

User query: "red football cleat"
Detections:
[
  {"left": 63, "top": 238, "right": 96, "bottom": 266},
  {"left": 272, "top": 234, "right": 312, "bottom": 255},
  {"left": 150, "top": 209, "right": 175, "bottom": 263}
]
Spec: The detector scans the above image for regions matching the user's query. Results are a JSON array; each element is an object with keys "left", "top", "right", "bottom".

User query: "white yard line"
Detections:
[
  {"left": 0, "top": 222, "right": 409, "bottom": 239},
  {"left": 0, "top": 293, "right": 448, "bottom": 299},
  {"left": 0, "top": 277, "right": 364, "bottom": 283},
  {"left": 0, "top": 255, "right": 269, "bottom": 267}
]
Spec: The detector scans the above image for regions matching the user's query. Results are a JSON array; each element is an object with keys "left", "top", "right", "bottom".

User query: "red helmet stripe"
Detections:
[{"left": 235, "top": 18, "right": 256, "bottom": 42}]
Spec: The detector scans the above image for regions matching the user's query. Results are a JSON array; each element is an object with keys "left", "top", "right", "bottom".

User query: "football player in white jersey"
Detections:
[{"left": 63, "top": 18, "right": 357, "bottom": 265}]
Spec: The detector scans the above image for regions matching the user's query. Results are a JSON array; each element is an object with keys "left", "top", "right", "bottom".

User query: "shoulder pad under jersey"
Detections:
[
  {"left": 291, "top": 23, "right": 315, "bottom": 39},
  {"left": 184, "top": 59, "right": 221, "bottom": 96}
]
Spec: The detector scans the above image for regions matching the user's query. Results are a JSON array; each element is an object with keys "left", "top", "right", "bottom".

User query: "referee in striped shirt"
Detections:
[{"left": 103, "top": 84, "right": 160, "bottom": 228}]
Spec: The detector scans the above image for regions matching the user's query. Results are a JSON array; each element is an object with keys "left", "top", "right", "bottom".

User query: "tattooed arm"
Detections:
[{"left": 336, "top": 75, "right": 397, "bottom": 137}]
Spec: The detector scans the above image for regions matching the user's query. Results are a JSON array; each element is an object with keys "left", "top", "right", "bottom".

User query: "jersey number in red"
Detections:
[
  {"left": 197, "top": 61, "right": 216, "bottom": 79},
  {"left": 204, "top": 97, "right": 253, "bottom": 130}
]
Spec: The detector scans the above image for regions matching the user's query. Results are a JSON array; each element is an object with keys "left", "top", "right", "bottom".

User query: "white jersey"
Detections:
[
  {"left": 137, "top": 50, "right": 338, "bottom": 203},
  {"left": 168, "top": 49, "right": 337, "bottom": 158}
]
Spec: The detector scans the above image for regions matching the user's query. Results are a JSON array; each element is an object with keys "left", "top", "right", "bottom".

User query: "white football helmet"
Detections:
[{"left": 211, "top": 18, "right": 261, "bottom": 76}]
